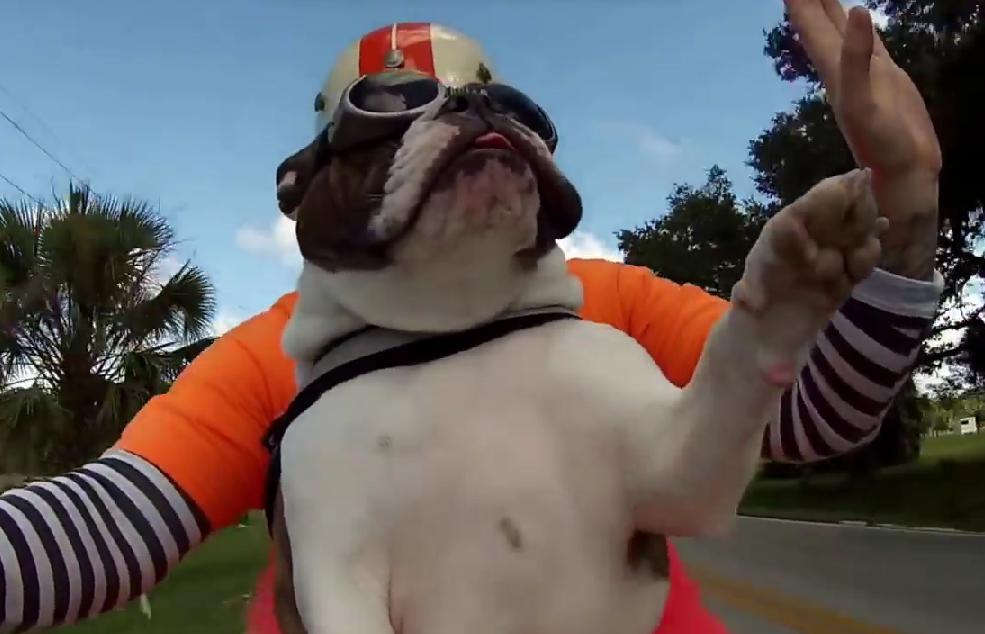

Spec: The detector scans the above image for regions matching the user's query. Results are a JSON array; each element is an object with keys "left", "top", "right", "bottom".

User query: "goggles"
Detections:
[{"left": 321, "top": 70, "right": 559, "bottom": 154}]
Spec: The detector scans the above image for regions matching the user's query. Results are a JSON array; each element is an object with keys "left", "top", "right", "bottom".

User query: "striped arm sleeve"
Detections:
[
  {"left": 764, "top": 267, "right": 944, "bottom": 463},
  {"left": 0, "top": 449, "right": 209, "bottom": 631}
]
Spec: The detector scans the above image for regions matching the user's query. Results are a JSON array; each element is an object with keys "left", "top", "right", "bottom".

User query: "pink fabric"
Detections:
[
  {"left": 245, "top": 541, "right": 729, "bottom": 633},
  {"left": 656, "top": 541, "right": 730, "bottom": 633},
  {"left": 246, "top": 554, "right": 280, "bottom": 634}
]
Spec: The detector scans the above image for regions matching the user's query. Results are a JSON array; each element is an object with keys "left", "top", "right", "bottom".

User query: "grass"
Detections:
[
  {"left": 740, "top": 433, "right": 985, "bottom": 531},
  {"left": 53, "top": 517, "right": 270, "bottom": 634},
  {"left": 918, "top": 431, "right": 985, "bottom": 460}
]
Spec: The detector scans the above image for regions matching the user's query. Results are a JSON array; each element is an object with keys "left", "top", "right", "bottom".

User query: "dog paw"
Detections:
[
  {"left": 731, "top": 168, "right": 887, "bottom": 385},
  {"left": 733, "top": 168, "right": 887, "bottom": 315}
]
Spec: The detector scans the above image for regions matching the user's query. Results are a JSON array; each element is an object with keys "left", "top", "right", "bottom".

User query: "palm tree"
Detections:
[{"left": 0, "top": 185, "right": 216, "bottom": 473}]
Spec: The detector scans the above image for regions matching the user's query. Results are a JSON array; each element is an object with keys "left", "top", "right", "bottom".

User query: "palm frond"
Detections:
[
  {"left": 0, "top": 387, "right": 69, "bottom": 473},
  {"left": 0, "top": 200, "right": 44, "bottom": 290},
  {"left": 117, "top": 263, "right": 216, "bottom": 345},
  {"left": 1, "top": 184, "right": 216, "bottom": 470}
]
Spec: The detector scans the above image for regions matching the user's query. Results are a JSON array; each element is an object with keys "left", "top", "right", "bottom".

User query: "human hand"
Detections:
[{"left": 785, "top": 0, "right": 941, "bottom": 279}]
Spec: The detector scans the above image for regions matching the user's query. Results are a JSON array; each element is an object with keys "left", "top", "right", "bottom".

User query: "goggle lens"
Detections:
[{"left": 348, "top": 70, "right": 441, "bottom": 113}]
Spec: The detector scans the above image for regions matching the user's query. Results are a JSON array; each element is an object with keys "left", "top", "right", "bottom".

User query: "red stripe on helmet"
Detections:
[
  {"left": 395, "top": 22, "right": 436, "bottom": 76},
  {"left": 358, "top": 22, "right": 437, "bottom": 78},
  {"left": 358, "top": 25, "right": 393, "bottom": 76}
]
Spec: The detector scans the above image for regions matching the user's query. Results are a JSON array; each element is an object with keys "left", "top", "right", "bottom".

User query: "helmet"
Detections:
[{"left": 315, "top": 22, "right": 502, "bottom": 133}]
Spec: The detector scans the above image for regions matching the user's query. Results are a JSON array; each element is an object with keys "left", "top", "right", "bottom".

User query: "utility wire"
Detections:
[
  {"left": 0, "top": 170, "right": 44, "bottom": 206},
  {"left": 0, "top": 81, "right": 97, "bottom": 176},
  {"left": 0, "top": 108, "right": 85, "bottom": 183}
]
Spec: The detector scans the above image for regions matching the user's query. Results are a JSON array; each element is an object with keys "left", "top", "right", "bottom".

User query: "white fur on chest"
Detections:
[{"left": 279, "top": 320, "right": 676, "bottom": 634}]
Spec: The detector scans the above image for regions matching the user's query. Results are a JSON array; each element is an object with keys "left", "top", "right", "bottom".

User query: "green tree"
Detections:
[
  {"left": 617, "top": 166, "right": 770, "bottom": 299},
  {"left": 0, "top": 186, "right": 215, "bottom": 473}
]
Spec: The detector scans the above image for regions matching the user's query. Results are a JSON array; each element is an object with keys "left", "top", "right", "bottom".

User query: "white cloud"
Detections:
[
  {"left": 781, "top": 2, "right": 890, "bottom": 30},
  {"left": 235, "top": 216, "right": 302, "bottom": 268},
  {"left": 844, "top": 2, "right": 890, "bottom": 29},
  {"left": 236, "top": 215, "right": 623, "bottom": 265},
  {"left": 596, "top": 122, "right": 683, "bottom": 163},
  {"left": 211, "top": 309, "right": 247, "bottom": 336},
  {"left": 559, "top": 231, "right": 624, "bottom": 262},
  {"left": 151, "top": 255, "right": 184, "bottom": 286},
  {"left": 871, "top": 9, "right": 890, "bottom": 29}
]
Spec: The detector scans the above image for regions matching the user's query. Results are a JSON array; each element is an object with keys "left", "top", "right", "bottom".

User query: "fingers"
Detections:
[
  {"left": 868, "top": 8, "right": 892, "bottom": 58},
  {"left": 772, "top": 214, "right": 818, "bottom": 266},
  {"left": 849, "top": 167, "right": 877, "bottom": 222},
  {"left": 847, "top": 235, "right": 882, "bottom": 281},
  {"left": 785, "top": 0, "right": 844, "bottom": 86},
  {"left": 840, "top": 6, "right": 875, "bottom": 113},
  {"left": 875, "top": 216, "right": 891, "bottom": 237},
  {"left": 785, "top": 168, "right": 864, "bottom": 226},
  {"left": 819, "top": 0, "right": 848, "bottom": 34},
  {"left": 731, "top": 279, "right": 767, "bottom": 314},
  {"left": 812, "top": 248, "right": 844, "bottom": 282}
]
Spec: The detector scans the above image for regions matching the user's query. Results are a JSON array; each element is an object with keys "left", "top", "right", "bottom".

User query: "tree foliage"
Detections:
[
  {"left": 0, "top": 186, "right": 216, "bottom": 473},
  {"left": 617, "top": 166, "right": 770, "bottom": 299}
]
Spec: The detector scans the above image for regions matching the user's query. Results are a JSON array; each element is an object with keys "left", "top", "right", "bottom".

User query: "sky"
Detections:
[{"left": 2, "top": 0, "right": 872, "bottom": 334}]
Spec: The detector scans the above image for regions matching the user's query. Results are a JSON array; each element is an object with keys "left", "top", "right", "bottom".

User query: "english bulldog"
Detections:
[{"left": 267, "top": 72, "right": 885, "bottom": 634}]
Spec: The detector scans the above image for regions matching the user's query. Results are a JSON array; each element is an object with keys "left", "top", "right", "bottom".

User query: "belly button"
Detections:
[{"left": 498, "top": 516, "right": 524, "bottom": 552}]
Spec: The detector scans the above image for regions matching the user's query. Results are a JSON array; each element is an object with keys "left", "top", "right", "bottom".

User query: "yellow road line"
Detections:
[{"left": 691, "top": 567, "right": 904, "bottom": 634}]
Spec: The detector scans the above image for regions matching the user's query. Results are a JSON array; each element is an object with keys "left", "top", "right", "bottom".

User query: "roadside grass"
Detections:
[
  {"left": 53, "top": 517, "right": 269, "bottom": 634},
  {"left": 740, "top": 433, "right": 985, "bottom": 531}
]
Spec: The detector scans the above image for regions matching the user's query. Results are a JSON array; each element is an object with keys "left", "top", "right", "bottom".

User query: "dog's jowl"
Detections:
[{"left": 268, "top": 75, "right": 885, "bottom": 634}]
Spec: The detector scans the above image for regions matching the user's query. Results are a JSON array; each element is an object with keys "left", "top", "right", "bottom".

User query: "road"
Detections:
[{"left": 674, "top": 516, "right": 985, "bottom": 634}]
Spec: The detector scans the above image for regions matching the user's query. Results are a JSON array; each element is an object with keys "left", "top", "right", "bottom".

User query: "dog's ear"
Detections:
[
  {"left": 293, "top": 141, "right": 399, "bottom": 272},
  {"left": 522, "top": 170, "right": 582, "bottom": 260},
  {"left": 276, "top": 134, "right": 329, "bottom": 219},
  {"left": 539, "top": 177, "right": 582, "bottom": 243}
]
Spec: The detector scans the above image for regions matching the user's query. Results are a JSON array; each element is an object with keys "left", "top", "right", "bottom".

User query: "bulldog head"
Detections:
[{"left": 276, "top": 84, "right": 584, "bottom": 333}]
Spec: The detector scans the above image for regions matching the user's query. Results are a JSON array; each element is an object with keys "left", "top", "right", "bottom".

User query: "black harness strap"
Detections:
[{"left": 263, "top": 311, "right": 580, "bottom": 531}]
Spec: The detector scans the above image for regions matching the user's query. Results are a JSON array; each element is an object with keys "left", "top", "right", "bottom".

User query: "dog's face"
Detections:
[{"left": 275, "top": 89, "right": 582, "bottom": 275}]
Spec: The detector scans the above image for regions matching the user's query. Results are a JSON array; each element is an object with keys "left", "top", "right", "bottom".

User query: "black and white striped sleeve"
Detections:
[
  {"left": 0, "top": 449, "right": 209, "bottom": 630},
  {"left": 764, "top": 267, "right": 944, "bottom": 463}
]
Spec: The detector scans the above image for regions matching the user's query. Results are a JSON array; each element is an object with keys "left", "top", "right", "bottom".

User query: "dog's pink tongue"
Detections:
[{"left": 472, "top": 132, "right": 514, "bottom": 150}]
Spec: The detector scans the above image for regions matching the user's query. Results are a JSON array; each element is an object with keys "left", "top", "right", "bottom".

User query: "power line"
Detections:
[
  {"left": 0, "top": 82, "right": 97, "bottom": 176},
  {"left": 0, "top": 170, "right": 44, "bottom": 206},
  {"left": 0, "top": 108, "right": 85, "bottom": 183}
]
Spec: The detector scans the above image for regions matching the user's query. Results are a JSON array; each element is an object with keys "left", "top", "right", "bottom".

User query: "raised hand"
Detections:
[{"left": 785, "top": 0, "right": 941, "bottom": 279}]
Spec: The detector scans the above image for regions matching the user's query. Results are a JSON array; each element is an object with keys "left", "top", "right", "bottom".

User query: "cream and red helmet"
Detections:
[{"left": 314, "top": 22, "right": 502, "bottom": 133}]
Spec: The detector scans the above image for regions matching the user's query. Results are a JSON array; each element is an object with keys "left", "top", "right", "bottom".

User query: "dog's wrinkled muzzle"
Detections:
[{"left": 366, "top": 89, "right": 583, "bottom": 251}]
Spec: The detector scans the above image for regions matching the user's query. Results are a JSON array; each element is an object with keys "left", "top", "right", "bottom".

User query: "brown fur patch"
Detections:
[
  {"left": 272, "top": 491, "right": 309, "bottom": 634},
  {"left": 293, "top": 141, "right": 400, "bottom": 271},
  {"left": 626, "top": 531, "right": 670, "bottom": 579},
  {"left": 498, "top": 516, "right": 524, "bottom": 552}
]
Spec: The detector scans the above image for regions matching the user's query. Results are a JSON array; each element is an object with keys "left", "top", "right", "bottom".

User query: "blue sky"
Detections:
[{"left": 1, "top": 0, "right": 822, "bottom": 331}]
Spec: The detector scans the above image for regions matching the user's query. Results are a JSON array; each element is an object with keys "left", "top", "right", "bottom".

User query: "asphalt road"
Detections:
[{"left": 674, "top": 516, "right": 985, "bottom": 634}]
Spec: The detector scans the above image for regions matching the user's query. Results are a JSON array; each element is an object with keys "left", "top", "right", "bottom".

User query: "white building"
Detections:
[{"left": 958, "top": 416, "right": 979, "bottom": 435}]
